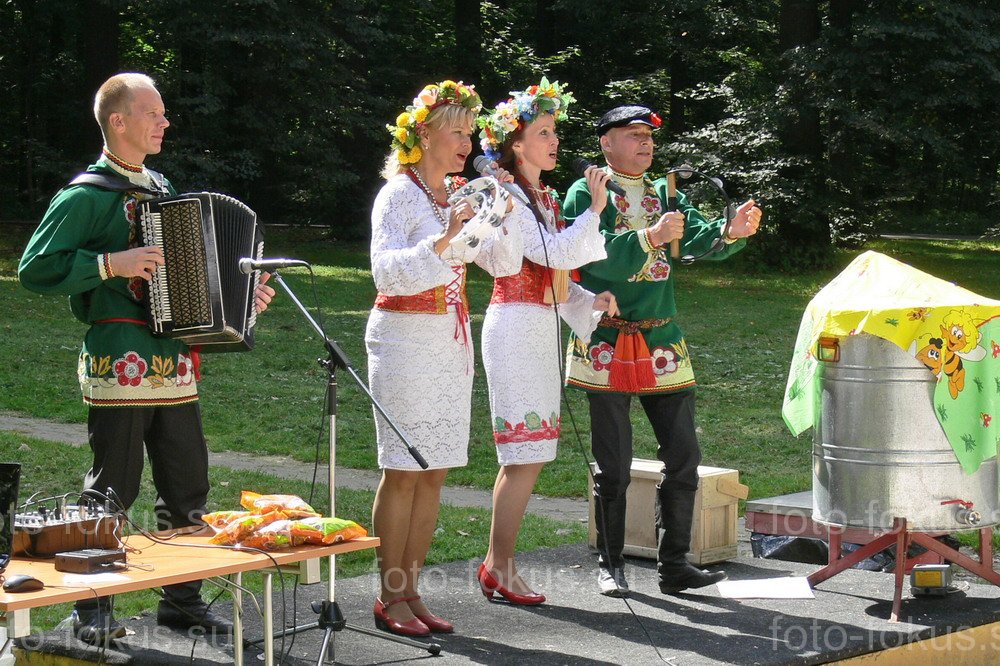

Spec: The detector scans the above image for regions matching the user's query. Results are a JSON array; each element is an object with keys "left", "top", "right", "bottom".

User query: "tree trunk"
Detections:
[
  {"left": 828, "top": 0, "right": 857, "bottom": 206},
  {"left": 454, "top": 0, "right": 482, "bottom": 84},
  {"left": 668, "top": 40, "right": 687, "bottom": 137},
  {"left": 535, "top": 0, "right": 555, "bottom": 57},
  {"left": 778, "top": 0, "right": 822, "bottom": 160},
  {"left": 77, "top": 0, "right": 120, "bottom": 154},
  {"left": 776, "top": 0, "right": 830, "bottom": 257}
]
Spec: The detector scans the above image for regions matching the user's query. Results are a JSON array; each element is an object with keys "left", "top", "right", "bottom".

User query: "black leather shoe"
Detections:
[
  {"left": 72, "top": 607, "right": 127, "bottom": 645},
  {"left": 658, "top": 562, "right": 727, "bottom": 594},
  {"left": 157, "top": 600, "right": 233, "bottom": 636}
]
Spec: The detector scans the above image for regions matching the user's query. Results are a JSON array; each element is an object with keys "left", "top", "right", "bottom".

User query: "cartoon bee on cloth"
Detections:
[
  {"left": 908, "top": 310, "right": 987, "bottom": 400},
  {"left": 925, "top": 311, "right": 987, "bottom": 399},
  {"left": 914, "top": 337, "right": 944, "bottom": 376}
]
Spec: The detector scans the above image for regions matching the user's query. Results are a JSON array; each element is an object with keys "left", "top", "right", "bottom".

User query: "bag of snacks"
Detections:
[
  {"left": 209, "top": 510, "right": 286, "bottom": 545},
  {"left": 202, "top": 510, "right": 251, "bottom": 529},
  {"left": 289, "top": 517, "right": 368, "bottom": 546},
  {"left": 240, "top": 491, "right": 320, "bottom": 519},
  {"left": 240, "top": 519, "right": 293, "bottom": 551}
]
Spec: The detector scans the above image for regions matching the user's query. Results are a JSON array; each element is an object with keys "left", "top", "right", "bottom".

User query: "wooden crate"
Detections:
[{"left": 588, "top": 459, "right": 749, "bottom": 565}]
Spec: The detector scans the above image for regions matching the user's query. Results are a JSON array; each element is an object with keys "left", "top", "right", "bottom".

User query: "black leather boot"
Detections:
[
  {"left": 158, "top": 579, "right": 233, "bottom": 636},
  {"left": 73, "top": 596, "right": 126, "bottom": 644},
  {"left": 594, "top": 494, "right": 630, "bottom": 597},
  {"left": 656, "top": 485, "right": 726, "bottom": 594}
]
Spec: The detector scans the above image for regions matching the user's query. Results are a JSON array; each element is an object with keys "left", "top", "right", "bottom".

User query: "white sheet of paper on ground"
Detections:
[{"left": 716, "top": 576, "right": 815, "bottom": 599}]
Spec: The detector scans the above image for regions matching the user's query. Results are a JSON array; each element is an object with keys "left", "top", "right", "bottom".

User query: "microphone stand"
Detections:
[{"left": 247, "top": 269, "right": 440, "bottom": 664}]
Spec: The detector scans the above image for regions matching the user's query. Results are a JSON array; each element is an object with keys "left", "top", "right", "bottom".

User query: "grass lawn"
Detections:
[
  {"left": 2, "top": 222, "right": 998, "bottom": 630},
  {"left": 3, "top": 225, "right": 999, "bottom": 516}
]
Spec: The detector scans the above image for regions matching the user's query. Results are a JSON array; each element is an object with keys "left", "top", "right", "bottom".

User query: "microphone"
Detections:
[
  {"left": 238, "top": 257, "right": 310, "bottom": 274},
  {"left": 571, "top": 157, "right": 626, "bottom": 196},
  {"left": 472, "top": 155, "right": 530, "bottom": 204}
]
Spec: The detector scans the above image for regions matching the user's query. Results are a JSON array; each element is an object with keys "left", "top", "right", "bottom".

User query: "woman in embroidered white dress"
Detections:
[
  {"left": 365, "top": 80, "right": 522, "bottom": 637},
  {"left": 475, "top": 79, "right": 618, "bottom": 604}
]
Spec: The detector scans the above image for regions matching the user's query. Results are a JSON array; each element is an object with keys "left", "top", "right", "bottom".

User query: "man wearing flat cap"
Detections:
[{"left": 562, "top": 105, "right": 761, "bottom": 597}]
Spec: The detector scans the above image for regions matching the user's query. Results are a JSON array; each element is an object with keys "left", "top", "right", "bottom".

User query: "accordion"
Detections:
[{"left": 138, "top": 192, "right": 264, "bottom": 352}]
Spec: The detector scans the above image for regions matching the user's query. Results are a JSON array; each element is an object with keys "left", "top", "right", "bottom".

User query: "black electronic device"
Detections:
[
  {"left": 0, "top": 462, "right": 21, "bottom": 574},
  {"left": 2, "top": 573, "right": 44, "bottom": 593},
  {"left": 53, "top": 548, "right": 127, "bottom": 574}
]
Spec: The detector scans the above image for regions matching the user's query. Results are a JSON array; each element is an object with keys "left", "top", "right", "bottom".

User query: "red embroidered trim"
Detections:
[
  {"left": 491, "top": 180, "right": 568, "bottom": 306},
  {"left": 102, "top": 147, "right": 143, "bottom": 173},
  {"left": 84, "top": 395, "right": 199, "bottom": 407},
  {"left": 375, "top": 286, "right": 447, "bottom": 314},
  {"left": 491, "top": 258, "right": 552, "bottom": 305},
  {"left": 565, "top": 377, "right": 696, "bottom": 394},
  {"left": 494, "top": 421, "right": 561, "bottom": 445},
  {"left": 376, "top": 266, "right": 469, "bottom": 314}
]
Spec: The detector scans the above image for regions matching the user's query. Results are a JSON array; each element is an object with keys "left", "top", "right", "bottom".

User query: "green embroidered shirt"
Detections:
[
  {"left": 562, "top": 168, "right": 745, "bottom": 394},
  {"left": 18, "top": 159, "right": 199, "bottom": 407}
]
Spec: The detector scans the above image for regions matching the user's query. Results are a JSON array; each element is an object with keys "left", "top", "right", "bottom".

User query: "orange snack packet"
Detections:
[
  {"left": 240, "top": 491, "right": 320, "bottom": 519},
  {"left": 202, "top": 510, "right": 251, "bottom": 529},
  {"left": 209, "top": 510, "right": 286, "bottom": 545},
  {"left": 289, "top": 517, "right": 368, "bottom": 546},
  {"left": 240, "top": 519, "right": 294, "bottom": 551}
]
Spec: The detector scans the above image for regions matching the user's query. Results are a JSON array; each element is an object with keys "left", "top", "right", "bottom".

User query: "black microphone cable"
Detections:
[
  {"left": 81, "top": 485, "right": 295, "bottom": 663},
  {"left": 528, "top": 180, "right": 678, "bottom": 665}
]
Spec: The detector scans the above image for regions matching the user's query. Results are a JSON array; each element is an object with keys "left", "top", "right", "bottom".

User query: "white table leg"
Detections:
[
  {"left": 233, "top": 572, "right": 243, "bottom": 666},
  {"left": 263, "top": 570, "right": 273, "bottom": 666}
]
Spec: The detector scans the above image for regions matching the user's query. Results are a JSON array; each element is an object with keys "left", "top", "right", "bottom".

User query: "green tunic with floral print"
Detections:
[
  {"left": 562, "top": 167, "right": 745, "bottom": 394},
  {"left": 18, "top": 158, "right": 199, "bottom": 407}
]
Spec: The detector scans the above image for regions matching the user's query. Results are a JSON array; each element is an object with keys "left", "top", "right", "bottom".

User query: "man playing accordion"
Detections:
[{"left": 19, "top": 72, "right": 275, "bottom": 644}]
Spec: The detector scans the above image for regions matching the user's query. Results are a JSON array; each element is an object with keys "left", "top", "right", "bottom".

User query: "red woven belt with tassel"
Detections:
[{"left": 598, "top": 315, "right": 672, "bottom": 392}]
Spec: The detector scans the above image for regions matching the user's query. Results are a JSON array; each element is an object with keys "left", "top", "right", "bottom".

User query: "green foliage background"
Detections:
[{"left": 1, "top": 1, "right": 998, "bottom": 264}]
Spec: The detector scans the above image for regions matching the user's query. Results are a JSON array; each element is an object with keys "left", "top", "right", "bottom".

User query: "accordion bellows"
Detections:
[{"left": 139, "top": 192, "right": 264, "bottom": 352}]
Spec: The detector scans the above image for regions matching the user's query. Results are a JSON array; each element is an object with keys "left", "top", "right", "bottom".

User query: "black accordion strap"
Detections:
[{"left": 69, "top": 169, "right": 169, "bottom": 197}]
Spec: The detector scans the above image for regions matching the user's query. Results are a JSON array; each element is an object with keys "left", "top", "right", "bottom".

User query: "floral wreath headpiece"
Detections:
[
  {"left": 387, "top": 80, "right": 482, "bottom": 165},
  {"left": 477, "top": 77, "right": 575, "bottom": 161}
]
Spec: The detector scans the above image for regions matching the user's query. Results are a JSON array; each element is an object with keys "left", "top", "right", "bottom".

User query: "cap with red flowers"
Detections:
[{"left": 595, "top": 105, "right": 663, "bottom": 136}]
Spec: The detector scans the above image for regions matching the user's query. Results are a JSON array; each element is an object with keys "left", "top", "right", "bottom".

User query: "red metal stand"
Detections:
[
  {"left": 807, "top": 518, "right": 1000, "bottom": 622},
  {"left": 745, "top": 509, "right": 946, "bottom": 571}
]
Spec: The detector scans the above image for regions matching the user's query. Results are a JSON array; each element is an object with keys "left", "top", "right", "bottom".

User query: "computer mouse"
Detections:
[{"left": 2, "top": 574, "right": 44, "bottom": 593}]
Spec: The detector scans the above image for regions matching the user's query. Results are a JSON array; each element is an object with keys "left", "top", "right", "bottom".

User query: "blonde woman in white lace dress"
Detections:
[
  {"left": 474, "top": 80, "right": 618, "bottom": 605},
  {"left": 366, "top": 81, "right": 522, "bottom": 638}
]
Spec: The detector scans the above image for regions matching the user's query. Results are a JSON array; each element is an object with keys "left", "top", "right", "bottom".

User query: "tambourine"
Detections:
[
  {"left": 665, "top": 164, "right": 734, "bottom": 265},
  {"left": 447, "top": 177, "right": 511, "bottom": 250}
]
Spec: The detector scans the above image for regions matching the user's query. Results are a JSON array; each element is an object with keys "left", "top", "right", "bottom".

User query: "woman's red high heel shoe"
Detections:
[
  {"left": 373, "top": 597, "right": 431, "bottom": 637},
  {"left": 408, "top": 596, "right": 454, "bottom": 633},
  {"left": 477, "top": 563, "right": 545, "bottom": 605}
]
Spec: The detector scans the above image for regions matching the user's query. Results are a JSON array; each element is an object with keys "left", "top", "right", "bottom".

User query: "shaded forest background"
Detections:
[{"left": 1, "top": 0, "right": 997, "bottom": 268}]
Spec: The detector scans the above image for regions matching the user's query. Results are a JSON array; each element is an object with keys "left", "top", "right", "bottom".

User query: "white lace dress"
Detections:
[
  {"left": 366, "top": 174, "right": 523, "bottom": 470},
  {"left": 481, "top": 187, "right": 607, "bottom": 465}
]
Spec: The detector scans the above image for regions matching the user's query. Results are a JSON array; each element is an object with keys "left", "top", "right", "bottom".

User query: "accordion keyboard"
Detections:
[{"left": 140, "top": 208, "right": 173, "bottom": 329}]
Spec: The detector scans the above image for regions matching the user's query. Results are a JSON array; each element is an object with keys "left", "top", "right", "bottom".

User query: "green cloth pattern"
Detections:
[
  {"left": 562, "top": 169, "right": 744, "bottom": 394},
  {"left": 18, "top": 161, "right": 198, "bottom": 407}
]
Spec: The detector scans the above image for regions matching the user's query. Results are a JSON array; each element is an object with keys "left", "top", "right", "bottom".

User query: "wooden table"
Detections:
[{"left": 0, "top": 532, "right": 379, "bottom": 665}]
